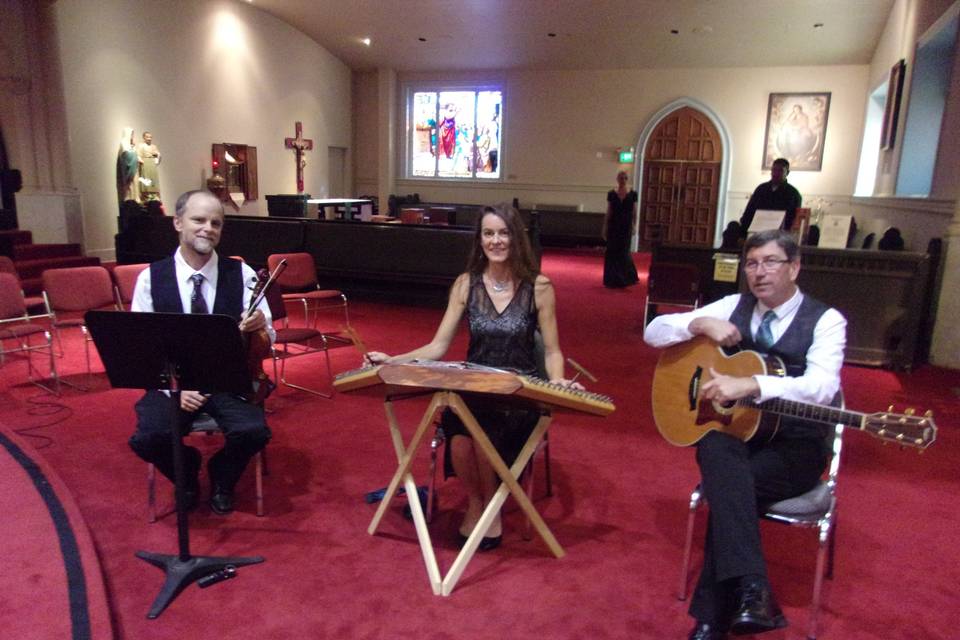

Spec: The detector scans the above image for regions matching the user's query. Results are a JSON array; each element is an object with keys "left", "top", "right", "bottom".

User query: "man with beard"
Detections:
[{"left": 129, "top": 190, "right": 273, "bottom": 515}]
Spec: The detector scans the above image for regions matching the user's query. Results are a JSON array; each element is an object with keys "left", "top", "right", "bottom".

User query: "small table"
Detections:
[{"left": 306, "top": 198, "right": 372, "bottom": 220}]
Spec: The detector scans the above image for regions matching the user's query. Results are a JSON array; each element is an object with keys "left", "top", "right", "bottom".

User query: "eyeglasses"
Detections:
[{"left": 743, "top": 257, "right": 791, "bottom": 272}]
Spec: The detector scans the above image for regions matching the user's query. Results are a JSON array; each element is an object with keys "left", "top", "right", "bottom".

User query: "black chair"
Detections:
[{"left": 643, "top": 262, "right": 700, "bottom": 327}]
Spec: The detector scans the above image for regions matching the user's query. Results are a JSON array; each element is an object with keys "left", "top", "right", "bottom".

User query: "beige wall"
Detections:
[
  {"left": 52, "top": 0, "right": 352, "bottom": 259},
  {"left": 385, "top": 65, "right": 869, "bottom": 217}
]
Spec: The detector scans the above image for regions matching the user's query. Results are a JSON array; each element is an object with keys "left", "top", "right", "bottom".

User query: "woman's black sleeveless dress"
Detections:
[
  {"left": 440, "top": 273, "right": 541, "bottom": 473},
  {"left": 603, "top": 189, "right": 639, "bottom": 288}
]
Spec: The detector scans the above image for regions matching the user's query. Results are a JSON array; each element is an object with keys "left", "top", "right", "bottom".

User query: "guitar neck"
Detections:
[
  {"left": 745, "top": 397, "right": 936, "bottom": 449},
  {"left": 748, "top": 397, "right": 864, "bottom": 430}
]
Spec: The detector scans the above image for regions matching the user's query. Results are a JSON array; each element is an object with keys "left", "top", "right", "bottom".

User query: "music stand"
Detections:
[{"left": 85, "top": 310, "right": 265, "bottom": 619}]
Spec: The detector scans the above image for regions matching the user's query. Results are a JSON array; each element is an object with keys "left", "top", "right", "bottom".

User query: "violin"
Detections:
[{"left": 244, "top": 259, "right": 287, "bottom": 404}]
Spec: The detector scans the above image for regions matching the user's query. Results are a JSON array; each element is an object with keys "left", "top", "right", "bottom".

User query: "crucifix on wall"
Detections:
[{"left": 284, "top": 121, "right": 313, "bottom": 194}]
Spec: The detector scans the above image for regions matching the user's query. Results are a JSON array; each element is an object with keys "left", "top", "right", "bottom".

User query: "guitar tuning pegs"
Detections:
[
  {"left": 905, "top": 408, "right": 916, "bottom": 416},
  {"left": 924, "top": 410, "right": 934, "bottom": 418},
  {"left": 887, "top": 405, "right": 894, "bottom": 413}
]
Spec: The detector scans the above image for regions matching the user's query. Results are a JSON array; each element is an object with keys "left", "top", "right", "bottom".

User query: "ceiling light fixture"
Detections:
[
  {"left": 360, "top": 37, "right": 371, "bottom": 46},
  {"left": 670, "top": 29, "right": 679, "bottom": 35},
  {"left": 548, "top": 32, "right": 557, "bottom": 37},
  {"left": 814, "top": 23, "right": 824, "bottom": 28},
  {"left": 418, "top": 37, "right": 427, "bottom": 42}
]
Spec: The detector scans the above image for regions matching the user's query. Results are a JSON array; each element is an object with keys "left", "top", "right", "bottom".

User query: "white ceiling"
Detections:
[{"left": 247, "top": 0, "right": 896, "bottom": 71}]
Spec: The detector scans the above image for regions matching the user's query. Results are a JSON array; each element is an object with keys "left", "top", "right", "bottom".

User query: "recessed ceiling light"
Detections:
[
  {"left": 547, "top": 32, "right": 557, "bottom": 37},
  {"left": 813, "top": 23, "right": 824, "bottom": 28},
  {"left": 670, "top": 29, "right": 679, "bottom": 35},
  {"left": 418, "top": 37, "right": 427, "bottom": 42},
  {"left": 360, "top": 37, "right": 371, "bottom": 46}
]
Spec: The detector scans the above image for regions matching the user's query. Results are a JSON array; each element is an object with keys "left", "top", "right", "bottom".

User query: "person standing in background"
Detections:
[{"left": 602, "top": 170, "right": 639, "bottom": 288}]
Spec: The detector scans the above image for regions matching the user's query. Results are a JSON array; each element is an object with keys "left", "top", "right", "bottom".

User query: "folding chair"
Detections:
[
  {"left": 111, "top": 263, "right": 149, "bottom": 310},
  {"left": 147, "top": 412, "right": 265, "bottom": 521},
  {"left": 0, "top": 256, "right": 46, "bottom": 316},
  {"left": 678, "top": 423, "right": 845, "bottom": 640},
  {"left": 267, "top": 252, "right": 349, "bottom": 341},
  {"left": 264, "top": 280, "right": 334, "bottom": 398},
  {"left": 42, "top": 266, "right": 118, "bottom": 384},
  {"left": 0, "top": 273, "right": 59, "bottom": 393}
]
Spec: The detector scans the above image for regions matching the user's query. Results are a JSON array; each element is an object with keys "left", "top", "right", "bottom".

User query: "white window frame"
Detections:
[{"left": 402, "top": 82, "right": 504, "bottom": 182}]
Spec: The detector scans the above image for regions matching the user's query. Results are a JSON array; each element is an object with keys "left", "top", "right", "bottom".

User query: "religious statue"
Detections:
[
  {"left": 136, "top": 131, "right": 162, "bottom": 203},
  {"left": 116, "top": 127, "right": 139, "bottom": 204}
]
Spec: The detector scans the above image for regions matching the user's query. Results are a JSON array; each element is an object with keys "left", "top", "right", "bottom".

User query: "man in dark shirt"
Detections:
[{"left": 739, "top": 158, "right": 801, "bottom": 236}]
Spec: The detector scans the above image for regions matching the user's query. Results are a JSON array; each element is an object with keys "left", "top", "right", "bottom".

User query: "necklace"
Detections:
[{"left": 487, "top": 274, "right": 511, "bottom": 293}]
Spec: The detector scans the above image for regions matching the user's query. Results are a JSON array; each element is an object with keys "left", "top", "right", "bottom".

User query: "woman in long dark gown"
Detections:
[
  {"left": 365, "top": 205, "right": 584, "bottom": 550},
  {"left": 603, "top": 170, "right": 639, "bottom": 288}
]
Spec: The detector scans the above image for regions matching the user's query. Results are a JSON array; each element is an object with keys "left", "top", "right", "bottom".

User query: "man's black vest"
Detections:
[
  {"left": 149, "top": 256, "right": 244, "bottom": 320},
  {"left": 728, "top": 292, "right": 837, "bottom": 449}
]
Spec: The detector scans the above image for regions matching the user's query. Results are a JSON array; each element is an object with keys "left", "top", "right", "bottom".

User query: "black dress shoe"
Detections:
[
  {"left": 478, "top": 535, "right": 502, "bottom": 551},
  {"left": 456, "top": 532, "right": 502, "bottom": 551},
  {"left": 209, "top": 487, "right": 234, "bottom": 515},
  {"left": 729, "top": 580, "right": 786, "bottom": 635},
  {"left": 688, "top": 622, "right": 726, "bottom": 640}
]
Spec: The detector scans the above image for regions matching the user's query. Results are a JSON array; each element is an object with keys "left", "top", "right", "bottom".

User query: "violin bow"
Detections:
[{"left": 247, "top": 259, "right": 287, "bottom": 314}]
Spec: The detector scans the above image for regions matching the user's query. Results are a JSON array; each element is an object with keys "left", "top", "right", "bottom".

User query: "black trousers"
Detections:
[
  {"left": 129, "top": 391, "right": 271, "bottom": 492},
  {"left": 689, "top": 430, "right": 827, "bottom": 625}
]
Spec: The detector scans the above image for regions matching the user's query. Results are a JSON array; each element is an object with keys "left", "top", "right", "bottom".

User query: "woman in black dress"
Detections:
[
  {"left": 603, "top": 170, "right": 639, "bottom": 288},
  {"left": 365, "top": 205, "right": 583, "bottom": 549}
]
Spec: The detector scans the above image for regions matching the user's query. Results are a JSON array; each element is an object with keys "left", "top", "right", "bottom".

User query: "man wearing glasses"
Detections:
[{"left": 644, "top": 229, "right": 846, "bottom": 640}]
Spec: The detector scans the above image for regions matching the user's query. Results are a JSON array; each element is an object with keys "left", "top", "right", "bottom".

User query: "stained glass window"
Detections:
[{"left": 410, "top": 89, "right": 502, "bottom": 180}]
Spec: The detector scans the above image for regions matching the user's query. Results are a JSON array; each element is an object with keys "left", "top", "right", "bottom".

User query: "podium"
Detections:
[
  {"left": 334, "top": 360, "right": 614, "bottom": 596},
  {"left": 85, "top": 310, "right": 265, "bottom": 618}
]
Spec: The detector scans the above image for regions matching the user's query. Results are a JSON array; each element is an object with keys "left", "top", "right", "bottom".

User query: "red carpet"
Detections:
[
  {"left": 0, "top": 424, "right": 113, "bottom": 639},
  {"left": 0, "top": 248, "right": 957, "bottom": 639}
]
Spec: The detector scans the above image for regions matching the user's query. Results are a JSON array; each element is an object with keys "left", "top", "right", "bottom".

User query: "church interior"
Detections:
[{"left": 1, "top": 1, "right": 959, "bottom": 638}]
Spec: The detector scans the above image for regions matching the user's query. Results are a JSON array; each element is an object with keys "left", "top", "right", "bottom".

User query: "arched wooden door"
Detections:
[{"left": 640, "top": 107, "right": 722, "bottom": 247}]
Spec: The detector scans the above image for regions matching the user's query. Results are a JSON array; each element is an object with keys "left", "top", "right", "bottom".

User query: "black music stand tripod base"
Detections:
[{"left": 136, "top": 551, "right": 265, "bottom": 619}]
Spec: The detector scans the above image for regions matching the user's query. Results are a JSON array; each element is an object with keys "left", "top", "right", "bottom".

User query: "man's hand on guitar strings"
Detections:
[{"left": 699, "top": 367, "right": 760, "bottom": 404}]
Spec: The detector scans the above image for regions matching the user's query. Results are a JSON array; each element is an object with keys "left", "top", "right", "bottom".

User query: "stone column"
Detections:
[
  {"left": 930, "top": 197, "right": 960, "bottom": 369},
  {"left": 1, "top": 0, "right": 81, "bottom": 244},
  {"left": 377, "top": 67, "right": 396, "bottom": 214}
]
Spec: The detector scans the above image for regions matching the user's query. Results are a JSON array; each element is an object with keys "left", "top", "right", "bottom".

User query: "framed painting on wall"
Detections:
[
  {"left": 762, "top": 92, "right": 831, "bottom": 171},
  {"left": 880, "top": 59, "right": 906, "bottom": 150}
]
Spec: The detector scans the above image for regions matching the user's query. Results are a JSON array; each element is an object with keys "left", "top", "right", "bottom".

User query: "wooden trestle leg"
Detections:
[{"left": 367, "top": 390, "right": 562, "bottom": 597}]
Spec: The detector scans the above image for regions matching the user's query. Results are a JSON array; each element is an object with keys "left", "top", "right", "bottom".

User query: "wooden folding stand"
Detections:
[{"left": 335, "top": 361, "right": 614, "bottom": 596}]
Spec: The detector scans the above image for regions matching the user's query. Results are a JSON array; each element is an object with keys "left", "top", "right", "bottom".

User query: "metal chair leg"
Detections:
[
  {"left": 807, "top": 517, "right": 834, "bottom": 640},
  {"left": 678, "top": 487, "right": 702, "bottom": 601},
  {"left": 426, "top": 426, "right": 445, "bottom": 524}
]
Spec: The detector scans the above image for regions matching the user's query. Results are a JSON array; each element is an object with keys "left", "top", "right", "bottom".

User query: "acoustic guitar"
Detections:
[{"left": 651, "top": 336, "right": 937, "bottom": 449}]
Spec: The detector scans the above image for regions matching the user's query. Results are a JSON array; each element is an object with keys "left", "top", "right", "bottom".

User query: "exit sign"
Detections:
[{"left": 618, "top": 150, "right": 634, "bottom": 163}]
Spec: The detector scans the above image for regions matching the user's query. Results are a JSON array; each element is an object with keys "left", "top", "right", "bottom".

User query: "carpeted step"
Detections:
[
  {"left": 17, "top": 256, "right": 102, "bottom": 295},
  {"left": 12, "top": 242, "right": 85, "bottom": 261}
]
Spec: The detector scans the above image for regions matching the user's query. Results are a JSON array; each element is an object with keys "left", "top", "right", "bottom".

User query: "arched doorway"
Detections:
[{"left": 635, "top": 102, "right": 728, "bottom": 248}]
